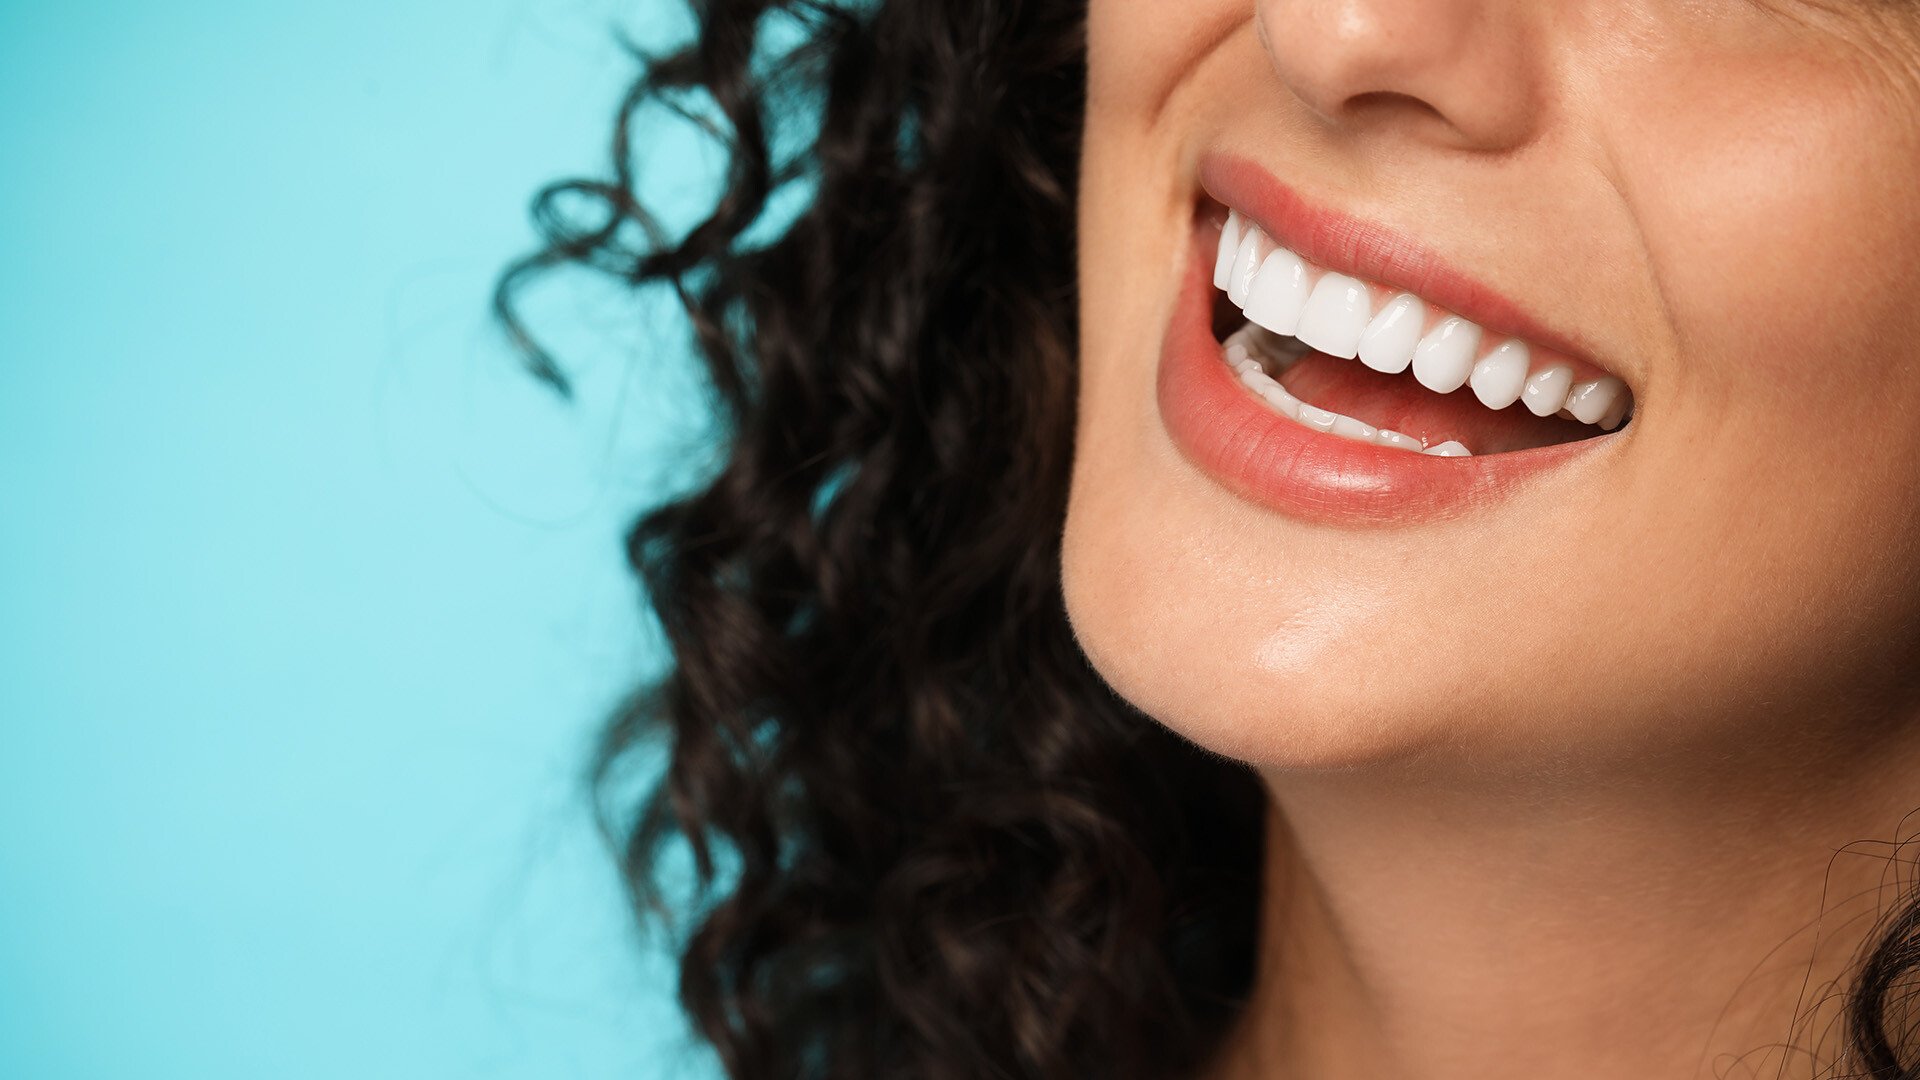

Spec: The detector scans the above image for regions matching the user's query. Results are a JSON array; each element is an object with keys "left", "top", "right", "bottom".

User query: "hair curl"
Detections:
[{"left": 497, "top": 2, "right": 1920, "bottom": 1077}]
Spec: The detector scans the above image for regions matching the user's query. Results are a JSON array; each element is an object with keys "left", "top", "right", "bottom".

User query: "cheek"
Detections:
[
  {"left": 1085, "top": 0, "right": 1244, "bottom": 118},
  {"left": 1625, "top": 52, "right": 1920, "bottom": 404},
  {"left": 1606, "top": 47, "right": 1920, "bottom": 670}
]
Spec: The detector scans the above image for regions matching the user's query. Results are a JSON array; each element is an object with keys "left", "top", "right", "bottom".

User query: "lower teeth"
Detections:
[{"left": 1224, "top": 325, "right": 1471, "bottom": 458}]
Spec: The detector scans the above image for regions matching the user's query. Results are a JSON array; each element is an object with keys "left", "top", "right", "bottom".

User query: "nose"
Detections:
[{"left": 1255, "top": 0, "right": 1541, "bottom": 152}]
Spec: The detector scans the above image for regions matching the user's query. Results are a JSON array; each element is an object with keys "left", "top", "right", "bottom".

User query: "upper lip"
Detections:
[{"left": 1199, "top": 152, "right": 1619, "bottom": 383}]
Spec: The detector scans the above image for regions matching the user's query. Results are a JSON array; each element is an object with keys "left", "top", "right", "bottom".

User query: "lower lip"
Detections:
[{"left": 1156, "top": 222, "right": 1611, "bottom": 526}]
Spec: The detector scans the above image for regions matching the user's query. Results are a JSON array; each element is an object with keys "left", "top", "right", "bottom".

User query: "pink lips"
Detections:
[{"left": 1157, "top": 162, "right": 1617, "bottom": 526}]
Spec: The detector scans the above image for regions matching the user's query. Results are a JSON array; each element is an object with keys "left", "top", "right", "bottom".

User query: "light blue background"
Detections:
[{"left": 0, "top": 2, "right": 721, "bottom": 1076}]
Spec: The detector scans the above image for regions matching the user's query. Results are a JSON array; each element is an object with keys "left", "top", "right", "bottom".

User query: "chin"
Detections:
[{"left": 1059, "top": 487, "right": 1497, "bottom": 774}]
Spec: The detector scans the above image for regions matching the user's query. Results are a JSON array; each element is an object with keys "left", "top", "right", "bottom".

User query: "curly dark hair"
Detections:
[{"left": 496, "top": 2, "right": 1920, "bottom": 1077}]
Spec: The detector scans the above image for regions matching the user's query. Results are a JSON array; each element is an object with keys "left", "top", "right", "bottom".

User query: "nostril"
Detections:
[
  {"left": 1343, "top": 90, "right": 1447, "bottom": 126},
  {"left": 1254, "top": 0, "right": 1541, "bottom": 153}
]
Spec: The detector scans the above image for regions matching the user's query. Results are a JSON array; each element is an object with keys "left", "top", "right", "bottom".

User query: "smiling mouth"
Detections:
[{"left": 1208, "top": 206, "right": 1634, "bottom": 457}]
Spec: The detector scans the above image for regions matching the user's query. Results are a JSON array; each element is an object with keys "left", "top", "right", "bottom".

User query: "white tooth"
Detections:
[
  {"left": 1295, "top": 273, "right": 1372, "bottom": 359},
  {"left": 1298, "top": 403, "right": 1339, "bottom": 432},
  {"left": 1423, "top": 440, "right": 1471, "bottom": 457},
  {"left": 1469, "top": 339, "right": 1530, "bottom": 410},
  {"left": 1271, "top": 331, "right": 1317, "bottom": 373},
  {"left": 1566, "top": 376, "right": 1626, "bottom": 425},
  {"left": 1357, "top": 293, "right": 1425, "bottom": 374},
  {"left": 1330, "top": 414, "right": 1376, "bottom": 440},
  {"left": 1410, "top": 317, "right": 1483, "bottom": 394},
  {"left": 1228, "top": 324, "right": 1309, "bottom": 376},
  {"left": 1238, "top": 366, "right": 1272, "bottom": 391},
  {"left": 1227, "top": 227, "right": 1271, "bottom": 308},
  {"left": 1258, "top": 383, "right": 1302, "bottom": 420},
  {"left": 1375, "top": 429, "right": 1424, "bottom": 453},
  {"left": 1233, "top": 327, "right": 1270, "bottom": 359},
  {"left": 1599, "top": 393, "right": 1631, "bottom": 431},
  {"left": 1244, "top": 248, "right": 1313, "bottom": 336},
  {"left": 1213, "top": 210, "right": 1243, "bottom": 291},
  {"left": 1521, "top": 364, "right": 1574, "bottom": 417}
]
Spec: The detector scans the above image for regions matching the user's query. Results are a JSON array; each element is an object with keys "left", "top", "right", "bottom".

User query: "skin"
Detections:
[{"left": 1061, "top": 1, "right": 1920, "bottom": 1076}]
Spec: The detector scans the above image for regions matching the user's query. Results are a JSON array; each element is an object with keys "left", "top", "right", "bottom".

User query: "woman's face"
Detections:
[{"left": 1063, "top": 0, "right": 1920, "bottom": 770}]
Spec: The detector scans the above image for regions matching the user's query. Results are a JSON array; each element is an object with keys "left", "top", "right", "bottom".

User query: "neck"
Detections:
[{"left": 1207, "top": 719, "right": 1920, "bottom": 1080}]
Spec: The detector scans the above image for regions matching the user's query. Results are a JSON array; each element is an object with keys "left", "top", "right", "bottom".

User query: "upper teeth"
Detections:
[{"left": 1212, "top": 209, "right": 1633, "bottom": 442}]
